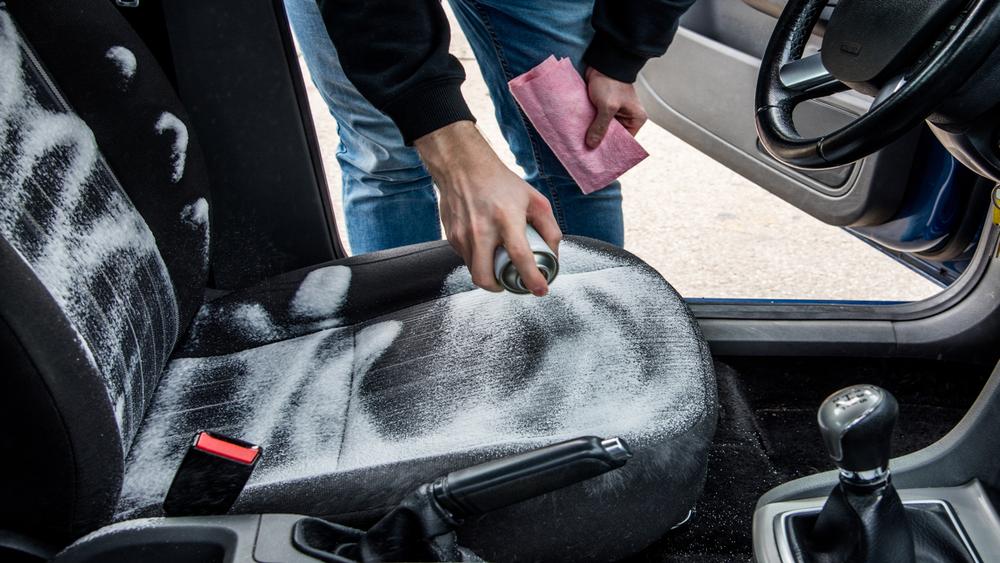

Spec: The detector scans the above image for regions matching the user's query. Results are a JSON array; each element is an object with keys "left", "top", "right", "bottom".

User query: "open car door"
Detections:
[{"left": 637, "top": 0, "right": 994, "bottom": 286}]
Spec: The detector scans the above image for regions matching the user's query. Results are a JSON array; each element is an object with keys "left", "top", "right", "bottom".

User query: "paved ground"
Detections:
[{"left": 295, "top": 15, "right": 940, "bottom": 301}]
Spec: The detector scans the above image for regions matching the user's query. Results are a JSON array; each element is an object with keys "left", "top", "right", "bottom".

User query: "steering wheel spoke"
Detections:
[
  {"left": 790, "top": 78, "right": 850, "bottom": 105},
  {"left": 779, "top": 53, "right": 835, "bottom": 91},
  {"left": 779, "top": 53, "right": 849, "bottom": 104},
  {"left": 870, "top": 74, "right": 908, "bottom": 110}
]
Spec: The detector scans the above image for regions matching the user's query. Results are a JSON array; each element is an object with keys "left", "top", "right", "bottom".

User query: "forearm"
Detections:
[
  {"left": 413, "top": 122, "right": 495, "bottom": 187},
  {"left": 584, "top": 0, "right": 698, "bottom": 83},
  {"left": 317, "top": 0, "right": 475, "bottom": 144},
  {"left": 413, "top": 122, "right": 562, "bottom": 296}
]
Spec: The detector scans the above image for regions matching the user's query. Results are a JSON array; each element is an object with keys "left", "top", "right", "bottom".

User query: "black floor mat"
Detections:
[{"left": 628, "top": 357, "right": 992, "bottom": 562}]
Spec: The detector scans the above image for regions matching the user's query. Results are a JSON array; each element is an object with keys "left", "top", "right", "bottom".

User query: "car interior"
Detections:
[{"left": 0, "top": 0, "right": 998, "bottom": 562}]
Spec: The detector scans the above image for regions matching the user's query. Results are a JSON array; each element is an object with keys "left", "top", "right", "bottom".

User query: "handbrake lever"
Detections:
[
  {"left": 292, "top": 437, "right": 633, "bottom": 562},
  {"left": 334, "top": 436, "right": 634, "bottom": 561},
  {"left": 431, "top": 436, "right": 632, "bottom": 519}
]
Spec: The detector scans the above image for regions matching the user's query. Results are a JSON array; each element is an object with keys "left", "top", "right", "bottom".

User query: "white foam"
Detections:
[
  {"left": 340, "top": 242, "right": 709, "bottom": 470},
  {"left": 230, "top": 303, "right": 278, "bottom": 340},
  {"left": 1, "top": 111, "right": 98, "bottom": 229},
  {"left": 290, "top": 265, "right": 351, "bottom": 319},
  {"left": 180, "top": 197, "right": 209, "bottom": 228},
  {"left": 441, "top": 239, "right": 629, "bottom": 296},
  {"left": 105, "top": 46, "right": 137, "bottom": 83},
  {"left": 182, "top": 198, "right": 210, "bottom": 267},
  {"left": 118, "top": 321, "right": 402, "bottom": 513},
  {"left": 184, "top": 271, "right": 354, "bottom": 349},
  {"left": 352, "top": 321, "right": 404, "bottom": 382},
  {"left": 0, "top": 13, "right": 24, "bottom": 137},
  {"left": 553, "top": 240, "right": 631, "bottom": 274},
  {"left": 241, "top": 329, "right": 352, "bottom": 454},
  {"left": 252, "top": 320, "right": 403, "bottom": 485},
  {"left": 0, "top": 13, "right": 178, "bottom": 446},
  {"left": 154, "top": 112, "right": 188, "bottom": 183},
  {"left": 184, "top": 263, "right": 352, "bottom": 349},
  {"left": 118, "top": 241, "right": 709, "bottom": 515}
]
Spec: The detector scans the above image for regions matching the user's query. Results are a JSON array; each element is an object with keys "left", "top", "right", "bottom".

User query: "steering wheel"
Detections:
[{"left": 755, "top": 0, "right": 1000, "bottom": 170}]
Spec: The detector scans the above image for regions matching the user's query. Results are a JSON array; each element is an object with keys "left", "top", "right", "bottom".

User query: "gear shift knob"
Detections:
[{"left": 818, "top": 385, "right": 898, "bottom": 484}]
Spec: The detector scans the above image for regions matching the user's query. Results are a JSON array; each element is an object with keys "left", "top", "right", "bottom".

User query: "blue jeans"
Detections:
[{"left": 284, "top": 0, "right": 624, "bottom": 254}]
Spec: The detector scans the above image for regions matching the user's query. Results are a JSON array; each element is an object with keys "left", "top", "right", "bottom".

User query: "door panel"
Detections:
[
  {"left": 682, "top": 0, "right": 783, "bottom": 58},
  {"left": 637, "top": 0, "right": 920, "bottom": 227}
]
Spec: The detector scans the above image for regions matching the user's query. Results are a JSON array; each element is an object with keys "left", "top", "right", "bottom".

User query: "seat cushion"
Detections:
[{"left": 117, "top": 238, "right": 716, "bottom": 561}]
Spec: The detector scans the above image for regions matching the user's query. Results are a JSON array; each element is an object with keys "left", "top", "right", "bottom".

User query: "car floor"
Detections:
[{"left": 627, "top": 357, "right": 993, "bottom": 563}]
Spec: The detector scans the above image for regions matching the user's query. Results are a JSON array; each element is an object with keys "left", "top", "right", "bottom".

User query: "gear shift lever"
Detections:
[
  {"left": 817, "top": 384, "right": 897, "bottom": 486},
  {"left": 787, "top": 385, "right": 976, "bottom": 563},
  {"left": 789, "top": 385, "right": 916, "bottom": 563}
]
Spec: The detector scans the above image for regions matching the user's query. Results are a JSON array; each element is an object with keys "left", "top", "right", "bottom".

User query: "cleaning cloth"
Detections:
[{"left": 508, "top": 56, "right": 648, "bottom": 194}]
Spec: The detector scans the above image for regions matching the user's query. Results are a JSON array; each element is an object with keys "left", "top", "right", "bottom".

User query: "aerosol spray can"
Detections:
[{"left": 493, "top": 225, "right": 559, "bottom": 294}]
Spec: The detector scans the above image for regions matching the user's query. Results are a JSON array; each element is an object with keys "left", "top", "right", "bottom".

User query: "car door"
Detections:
[{"left": 636, "top": 0, "right": 992, "bottom": 286}]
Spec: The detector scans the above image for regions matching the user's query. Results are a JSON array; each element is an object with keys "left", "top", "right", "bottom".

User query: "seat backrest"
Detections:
[{"left": 0, "top": 0, "right": 211, "bottom": 542}]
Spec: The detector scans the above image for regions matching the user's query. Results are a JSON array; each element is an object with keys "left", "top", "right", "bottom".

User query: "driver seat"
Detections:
[{"left": 0, "top": 2, "right": 716, "bottom": 561}]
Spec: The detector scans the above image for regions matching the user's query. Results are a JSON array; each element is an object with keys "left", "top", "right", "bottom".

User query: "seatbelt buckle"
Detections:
[{"left": 163, "top": 431, "right": 262, "bottom": 517}]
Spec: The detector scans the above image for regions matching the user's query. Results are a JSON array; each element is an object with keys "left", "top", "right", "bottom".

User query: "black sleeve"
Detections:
[
  {"left": 583, "top": 0, "right": 698, "bottom": 83},
  {"left": 317, "top": 0, "right": 475, "bottom": 145}
]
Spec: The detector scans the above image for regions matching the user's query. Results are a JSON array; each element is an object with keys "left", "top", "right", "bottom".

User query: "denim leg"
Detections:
[
  {"left": 284, "top": 0, "right": 441, "bottom": 254},
  {"left": 447, "top": 0, "right": 625, "bottom": 246}
]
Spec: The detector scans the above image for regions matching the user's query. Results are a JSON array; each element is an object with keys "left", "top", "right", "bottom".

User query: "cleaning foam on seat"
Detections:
[{"left": 508, "top": 56, "right": 648, "bottom": 194}]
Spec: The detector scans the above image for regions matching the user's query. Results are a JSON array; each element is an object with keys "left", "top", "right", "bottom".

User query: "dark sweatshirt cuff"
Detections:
[
  {"left": 381, "top": 79, "right": 476, "bottom": 145},
  {"left": 584, "top": 30, "right": 660, "bottom": 83}
]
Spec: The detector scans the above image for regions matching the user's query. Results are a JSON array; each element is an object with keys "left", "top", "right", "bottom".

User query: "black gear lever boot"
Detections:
[
  {"left": 798, "top": 475, "right": 915, "bottom": 563},
  {"left": 788, "top": 385, "right": 916, "bottom": 563},
  {"left": 786, "top": 385, "right": 977, "bottom": 563}
]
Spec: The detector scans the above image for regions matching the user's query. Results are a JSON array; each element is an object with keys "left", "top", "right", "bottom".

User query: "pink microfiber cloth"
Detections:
[{"left": 509, "top": 56, "right": 648, "bottom": 194}]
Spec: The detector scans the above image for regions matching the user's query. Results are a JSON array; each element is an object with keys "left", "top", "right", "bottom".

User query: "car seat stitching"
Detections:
[{"left": 333, "top": 326, "right": 358, "bottom": 469}]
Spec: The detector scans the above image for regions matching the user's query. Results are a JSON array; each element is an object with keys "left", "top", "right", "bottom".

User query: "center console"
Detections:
[
  {"left": 753, "top": 364, "right": 1000, "bottom": 562},
  {"left": 50, "top": 515, "right": 310, "bottom": 563},
  {"left": 756, "top": 482, "right": 997, "bottom": 562}
]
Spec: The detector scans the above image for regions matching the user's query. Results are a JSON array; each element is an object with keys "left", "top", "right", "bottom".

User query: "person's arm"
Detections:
[
  {"left": 581, "top": 0, "right": 697, "bottom": 148},
  {"left": 317, "top": 0, "right": 561, "bottom": 295},
  {"left": 415, "top": 122, "right": 561, "bottom": 295},
  {"left": 317, "top": 0, "right": 472, "bottom": 144}
]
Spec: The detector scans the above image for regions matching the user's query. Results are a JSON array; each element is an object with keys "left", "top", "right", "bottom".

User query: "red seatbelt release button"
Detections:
[{"left": 194, "top": 431, "right": 261, "bottom": 465}]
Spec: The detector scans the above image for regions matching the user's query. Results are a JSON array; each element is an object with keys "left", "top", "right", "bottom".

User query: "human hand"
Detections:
[
  {"left": 414, "top": 121, "right": 562, "bottom": 295},
  {"left": 584, "top": 67, "right": 648, "bottom": 149}
]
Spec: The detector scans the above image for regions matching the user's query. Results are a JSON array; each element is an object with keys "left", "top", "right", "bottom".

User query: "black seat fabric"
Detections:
[
  {"left": 0, "top": 2, "right": 716, "bottom": 560},
  {"left": 0, "top": 1, "right": 210, "bottom": 541},
  {"left": 117, "top": 239, "right": 716, "bottom": 561}
]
